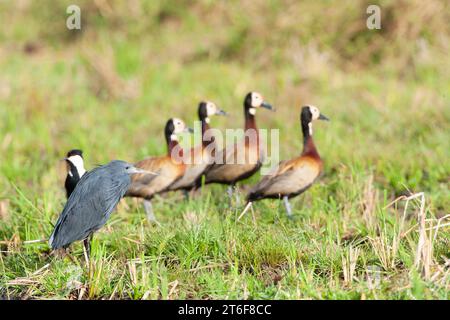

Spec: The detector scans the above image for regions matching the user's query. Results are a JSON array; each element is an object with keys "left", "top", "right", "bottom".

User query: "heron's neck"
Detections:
[{"left": 67, "top": 163, "right": 81, "bottom": 180}]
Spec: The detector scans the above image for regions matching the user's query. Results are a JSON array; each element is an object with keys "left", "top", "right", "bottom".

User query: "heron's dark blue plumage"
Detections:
[{"left": 49, "top": 160, "right": 135, "bottom": 250}]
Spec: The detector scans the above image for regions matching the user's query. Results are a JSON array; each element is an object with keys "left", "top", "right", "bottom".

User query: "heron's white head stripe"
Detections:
[{"left": 67, "top": 155, "right": 86, "bottom": 177}]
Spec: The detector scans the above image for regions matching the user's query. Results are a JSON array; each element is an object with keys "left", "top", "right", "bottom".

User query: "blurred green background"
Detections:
[
  {"left": 0, "top": 0, "right": 448, "bottom": 299},
  {"left": 0, "top": 0, "right": 450, "bottom": 200},
  {"left": 0, "top": 0, "right": 448, "bottom": 201}
]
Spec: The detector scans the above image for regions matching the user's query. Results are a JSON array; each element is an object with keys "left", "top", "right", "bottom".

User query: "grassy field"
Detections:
[{"left": 0, "top": 0, "right": 449, "bottom": 299}]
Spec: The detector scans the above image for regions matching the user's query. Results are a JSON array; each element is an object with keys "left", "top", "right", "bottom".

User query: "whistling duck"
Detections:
[
  {"left": 168, "top": 101, "right": 226, "bottom": 196},
  {"left": 125, "top": 118, "right": 193, "bottom": 223},
  {"left": 64, "top": 149, "right": 86, "bottom": 198},
  {"left": 239, "top": 105, "right": 329, "bottom": 220},
  {"left": 202, "top": 92, "right": 274, "bottom": 202}
]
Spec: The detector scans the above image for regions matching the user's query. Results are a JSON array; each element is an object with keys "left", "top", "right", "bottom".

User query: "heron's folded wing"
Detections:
[{"left": 50, "top": 171, "right": 125, "bottom": 248}]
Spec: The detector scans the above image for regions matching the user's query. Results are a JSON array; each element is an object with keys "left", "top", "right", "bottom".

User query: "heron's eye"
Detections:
[{"left": 126, "top": 166, "right": 130, "bottom": 170}]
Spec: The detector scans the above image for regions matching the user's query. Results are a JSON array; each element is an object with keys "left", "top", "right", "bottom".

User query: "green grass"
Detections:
[{"left": 0, "top": 0, "right": 449, "bottom": 299}]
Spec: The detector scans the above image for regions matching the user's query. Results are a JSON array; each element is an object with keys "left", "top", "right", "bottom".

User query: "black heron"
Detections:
[{"left": 49, "top": 160, "right": 155, "bottom": 259}]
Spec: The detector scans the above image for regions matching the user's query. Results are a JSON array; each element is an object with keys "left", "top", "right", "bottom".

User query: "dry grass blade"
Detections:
[
  {"left": 122, "top": 237, "right": 142, "bottom": 245},
  {"left": 6, "top": 263, "right": 50, "bottom": 286},
  {"left": 23, "top": 239, "right": 47, "bottom": 244},
  {"left": 30, "top": 263, "right": 50, "bottom": 277},
  {"left": 127, "top": 260, "right": 138, "bottom": 287},
  {"left": 6, "top": 278, "right": 40, "bottom": 286},
  {"left": 167, "top": 280, "right": 179, "bottom": 300},
  {"left": 342, "top": 246, "right": 360, "bottom": 285},
  {"left": 410, "top": 193, "right": 432, "bottom": 279},
  {"left": 361, "top": 175, "right": 378, "bottom": 231},
  {"left": 369, "top": 193, "right": 409, "bottom": 271}
]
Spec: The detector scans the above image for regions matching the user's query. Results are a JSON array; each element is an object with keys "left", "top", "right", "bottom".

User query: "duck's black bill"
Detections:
[
  {"left": 319, "top": 114, "right": 330, "bottom": 121},
  {"left": 216, "top": 109, "right": 228, "bottom": 116},
  {"left": 261, "top": 101, "right": 275, "bottom": 111}
]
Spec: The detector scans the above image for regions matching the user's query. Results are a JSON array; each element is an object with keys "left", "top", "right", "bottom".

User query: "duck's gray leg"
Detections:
[
  {"left": 227, "top": 185, "right": 235, "bottom": 207},
  {"left": 143, "top": 200, "right": 160, "bottom": 225},
  {"left": 234, "top": 185, "right": 240, "bottom": 205},
  {"left": 227, "top": 185, "right": 233, "bottom": 200},
  {"left": 283, "top": 196, "right": 293, "bottom": 219}
]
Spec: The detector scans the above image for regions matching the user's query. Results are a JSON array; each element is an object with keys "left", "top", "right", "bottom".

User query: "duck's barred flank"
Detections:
[
  {"left": 244, "top": 105, "right": 329, "bottom": 218},
  {"left": 202, "top": 92, "right": 274, "bottom": 187}
]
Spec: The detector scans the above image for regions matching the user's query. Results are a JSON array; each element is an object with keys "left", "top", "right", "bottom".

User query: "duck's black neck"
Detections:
[
  {"left": 165, "top": 130, "right": 181, "bottom": 155},
  {"left": 301, "top": 120, "right": 319, "bottom": 158},
  {"left": 200, "top": 116, "right": 213, "bottom": 147},
  {"left": 301, "top": 119, "right": 311, "bottom": 145}
]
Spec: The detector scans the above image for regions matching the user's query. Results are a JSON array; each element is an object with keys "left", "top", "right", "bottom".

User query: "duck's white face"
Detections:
[
  {"left": 205, "top": 101, "right": 218, "bottom": 117},
  {"left": 170, "top": 118, "right": 188, "bottom": 141},
  {"left": 172, "top": 118, "right": 187, "bottom": 133},
  {"left": 249, "top": 92, "right": 264, "bottom": 115},
  {"left": 250, "top": 92, "right": 264, "bottom": 108},
  {"left": 308, "top": 105, "right": 321, "bottom": 120},
  {"left": 67, "top": 155, "right": 86, "bottom": 177}
]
